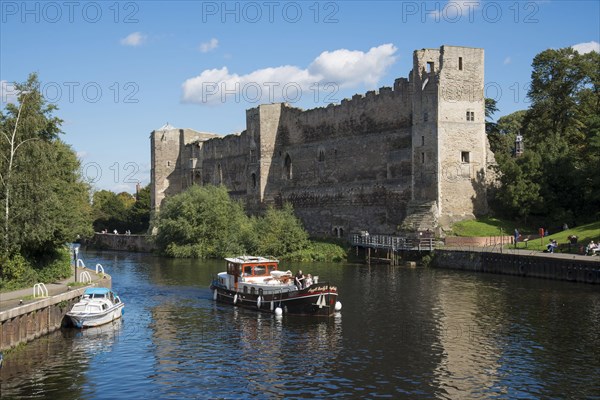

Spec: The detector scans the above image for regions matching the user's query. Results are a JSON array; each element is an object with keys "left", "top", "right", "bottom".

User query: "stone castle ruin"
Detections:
[{"left": 151, "top": 45, "right": 495, "bottom": 236}]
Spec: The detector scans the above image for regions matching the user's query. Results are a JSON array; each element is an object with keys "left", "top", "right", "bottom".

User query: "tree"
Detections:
[
  {"left": 521, "top": 47, "right": 600, "bottom": 220},
  {"left": 154, "top": 185, "right": 252, "bottom": 258},
  {"left": 490, "top": 48, "right": 600, "bottom": 223},
  {"left": 253, "top": 203, "right": 309, "bottom": 257},
  {"left": 0, "top": 74, "right": 92, "bottom": 256},
  {"left": 127, "top": 184, "right": 151, "bottom": 233},
  {"left": 0, "top": 73, "right": 62, "bottom": 253},
  {"left": 491, "top": 151, "right": 543, "bottom": 221},
  {"left": 488, "top": 110, "right": 527, "bottom": 157},
  {"left": 485, "top": 98, "right": 499, "bottom": 135}
]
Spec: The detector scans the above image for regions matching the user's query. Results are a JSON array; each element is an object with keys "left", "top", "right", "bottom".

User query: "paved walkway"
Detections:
[
  {"left": 0, "top": 267, "right": 105, "bottom": 312},
  {"left": 439, "top": 245, "right": 600, "bottom": 263}
]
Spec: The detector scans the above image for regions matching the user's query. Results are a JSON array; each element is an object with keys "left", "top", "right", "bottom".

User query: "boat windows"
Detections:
[
  {"left": 243, "top": 286, "right": 248, "bottom": 294},
  {"left": 243, "top": 266, "right": 253, "bottom": 276},
  {"left": 254, "top": 265, "right": 266, "bottom": 276},
  {"left": 251, "top": 287, "right": 256, "bottom": 295},
  {"left": 267, "top": 264, "right": 276, "bottom": 274}
]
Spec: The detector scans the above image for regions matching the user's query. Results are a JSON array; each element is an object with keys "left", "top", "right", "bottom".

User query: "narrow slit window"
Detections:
[
  {"left": 421, "top": 136, "right": 425, "bottom": 146},
  {"left": 466, "top": 111, "right": 475, "bottom": 121},
  {"left": 421, "top": 152, "right": 425, "bottom": 164},
  {"left": 423, "top": 112, "right": 428, "bottom": 122},
  {"left": 459, "top": 57, "right": 463, "bottom": 70},
  {"left": 427, "top": 62, "right": 434, "bottom": 73}
]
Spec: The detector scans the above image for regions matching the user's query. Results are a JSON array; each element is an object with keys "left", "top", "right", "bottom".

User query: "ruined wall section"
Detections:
[
  {"left": 199, "top": 130, "right": 254, "bottom": 201},
  {"left": 262, "top": 80, "right": 414, "bottom": 235},
  {"left": 411, "top": 48, "right": 442, "bottom": 204},
  {"left": 151, "top": 128, "right": 218, "bottom": 211}
]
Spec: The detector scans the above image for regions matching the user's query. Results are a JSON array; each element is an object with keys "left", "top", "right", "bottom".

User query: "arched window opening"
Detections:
[{"left": 251, "top": 173, "right": 257, "bottom": 189}]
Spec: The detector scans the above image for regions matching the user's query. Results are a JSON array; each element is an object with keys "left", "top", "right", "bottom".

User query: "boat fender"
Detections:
[
  {"left": 275, "top": 307, "right": 283, "bottom": 316},
  {"left": 335, "top": 301, "right": 342, "bottom": 312},
  {"left": 233, "top": 294, "right": 238, "bottom": 304},
  {"left": 270, "top": 301, "right": 274, "bottom": 311},
  {"left": 257, "top": 296, "right": 262, "bottom": 309},
  {"left": 213, "top": 289, "right": 218, "bottom": 301}
]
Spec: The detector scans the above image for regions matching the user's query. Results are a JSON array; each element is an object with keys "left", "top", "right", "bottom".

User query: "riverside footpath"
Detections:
[
  {"left": 433, "top": 245, "right": 600, "bottom": 284},
  {"left": 0, "top": 267, "right": 111, "bottom": 351}
]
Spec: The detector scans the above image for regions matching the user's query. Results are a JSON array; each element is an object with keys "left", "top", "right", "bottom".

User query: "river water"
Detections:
[{"left": 1, "top": 250, "right": 599, "bottom": 399}]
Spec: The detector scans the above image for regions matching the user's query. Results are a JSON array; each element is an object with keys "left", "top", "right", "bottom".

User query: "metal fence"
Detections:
[{"left": 349, "top": 234, "right": 435, "bottom": 251}]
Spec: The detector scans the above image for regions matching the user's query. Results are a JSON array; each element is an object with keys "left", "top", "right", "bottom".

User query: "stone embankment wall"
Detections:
[
  {"left": 433, "top": 250, "right": 600, "bottom": 284},
  {"left": 87, "top": 233, "right": 155, "bottom": 252},
  {"left": 0, "top": 276, "right": 113, "bottom": 351}
]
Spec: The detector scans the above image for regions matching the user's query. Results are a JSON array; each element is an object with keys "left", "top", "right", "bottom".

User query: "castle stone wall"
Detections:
[{"left": 150, "top": 45, "right": 494, "bottom": 236}]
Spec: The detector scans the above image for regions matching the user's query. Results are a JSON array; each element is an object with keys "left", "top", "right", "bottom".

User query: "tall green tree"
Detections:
[
  {"left": 128, "top": 185, "right": 151, "bottom": 233},
  {"left": 521, "top": 47, "right": 600, "bottom": 220},
  {"left": 0, "top": 73, "right": 92, "bottom": 257},
  {"left": 488, "top": 110, "right": 527, "bottom": 158}
]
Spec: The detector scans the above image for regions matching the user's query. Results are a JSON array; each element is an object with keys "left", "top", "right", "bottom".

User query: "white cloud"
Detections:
[
  {"left": 120, "top": 32, "right": 147, "bottom": 47},
  {"left": 199, "top": 38, "right": 219, "bottom": 53},
  {"left": 182, "top": 43, "right": 398, "bottom": 105},
  {"left": 76, "top": 151, "right": 89, "bottom": 159},
  {"left": 572, "top": 41, "right": 600, "bottom": 54},
  {"left": 503, "top": 57, "right": 512, "bottom": 65},
  {"left": 1, "top": 80, "right": 19, "bottom": 104}
]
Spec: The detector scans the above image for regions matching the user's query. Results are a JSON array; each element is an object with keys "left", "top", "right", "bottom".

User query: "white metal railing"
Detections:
[
  {"left": 349, "top": 234, "right": 435, "bottom": 251},
  {"left": 77, "top": 259, "right": 86, "bottom": 268},
  {"left": 95, "top": 263, "right": 105, "bottom": 274},
  {"left": 33, "top": 283, "right": 48, "bottom": 298},
  {"left": 80, "top": 271, "right": 92, "bottom": 284}
]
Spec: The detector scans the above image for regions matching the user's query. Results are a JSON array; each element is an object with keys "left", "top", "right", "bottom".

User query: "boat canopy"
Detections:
[
  {"left": 84, "top": 288, "right": 112, "bottom": 296},
  {"left": 225, "top": 256, "right": 279, "bottom": 264}
]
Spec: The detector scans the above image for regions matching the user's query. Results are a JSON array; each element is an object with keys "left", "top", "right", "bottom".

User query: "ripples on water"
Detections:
[{"left": 1, "top": 251, "right": 599, "bottom": 399}]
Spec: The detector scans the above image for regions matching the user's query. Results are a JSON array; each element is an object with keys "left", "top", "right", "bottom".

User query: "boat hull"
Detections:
[
  {"left": 210, "top": 282, "right": 338, "bottom": 317},
  {"left": 67, "top": 303, "right": 125, "bottom": 329}
]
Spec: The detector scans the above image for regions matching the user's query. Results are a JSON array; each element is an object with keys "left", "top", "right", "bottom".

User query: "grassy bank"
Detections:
[
  {"left": 515, "top": 221, "right": 600, "bottom": 251},
  {"left": 449, "top": 217, "right": 599, "bottom": 252}
]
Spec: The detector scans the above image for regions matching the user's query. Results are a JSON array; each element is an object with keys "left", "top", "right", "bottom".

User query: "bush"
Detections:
[
  {"left": 0, "top": 253, "right": 37, "bottom": 290},
  {"left": 34, "top": 247, "right": 72, "bottom": 283},
  {"left": 155, "top": 185, "right": 252, "bottom": 258},
  {"left": 284, "top": 241, "right": 347, "bottom": 262},
  {"left": 253, "top": 204, "right": 309, "bottom": 257}
]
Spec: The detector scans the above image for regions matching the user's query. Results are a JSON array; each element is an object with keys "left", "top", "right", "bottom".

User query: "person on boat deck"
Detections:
[
  {"left": 304, "top": 274, "right": 313, "bottom": 288},
  {"left": 294, "top": 270, "right": 305, "bottom": 289}
]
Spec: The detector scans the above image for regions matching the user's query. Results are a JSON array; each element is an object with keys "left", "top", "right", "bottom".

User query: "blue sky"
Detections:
[{"left": 1, "top": 0, "right": 599, "bottom": 193}]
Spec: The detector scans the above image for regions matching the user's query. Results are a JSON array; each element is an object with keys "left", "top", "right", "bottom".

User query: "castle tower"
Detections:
[
  {"left": 150, "top": 124, "right": 218, "bottom": 211},
  {"left": 409, "top": 45, "right": 488, "bottom": 230}
]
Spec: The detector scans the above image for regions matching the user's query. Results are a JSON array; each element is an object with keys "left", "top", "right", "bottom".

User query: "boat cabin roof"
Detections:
[
  {"left": 225, "top": 256, "right": 279, "bottom": 264},
  {"left": 84, "top": 288, "right": 112, "bottom": 296}
]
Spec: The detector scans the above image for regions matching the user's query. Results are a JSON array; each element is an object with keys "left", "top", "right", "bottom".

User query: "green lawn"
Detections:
[
  {"left": 517, "top": 221, "right": 600, "bottom": 251},
  {"left": 450, "top": 217, "right": 521, "bottom": 237},
  {"left": 449, "top": 218, "right": 600, "bottom": 253}
]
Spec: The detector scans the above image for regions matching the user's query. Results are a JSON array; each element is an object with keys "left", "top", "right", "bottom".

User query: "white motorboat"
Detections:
[{"left": 66, "top": 287, "right": 124, "bottom": 328}]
